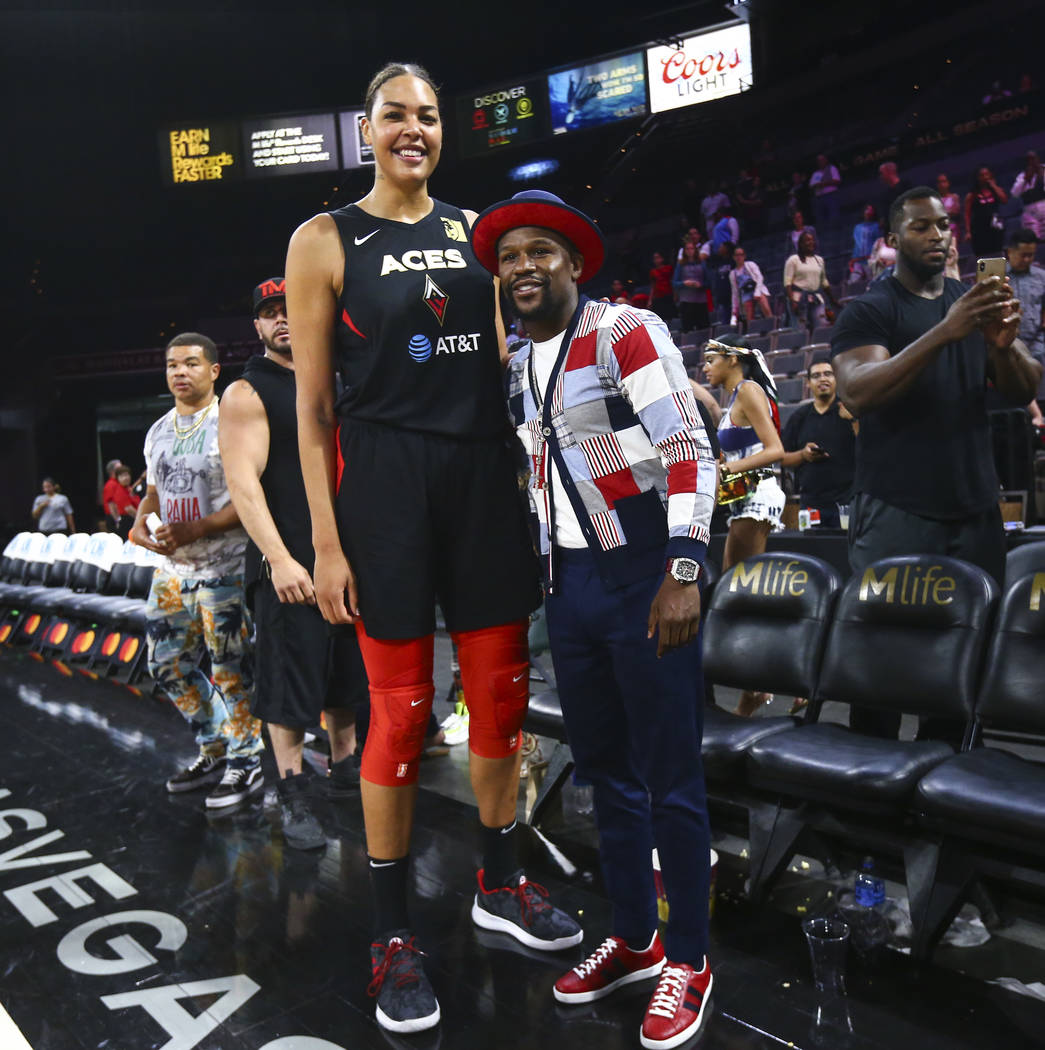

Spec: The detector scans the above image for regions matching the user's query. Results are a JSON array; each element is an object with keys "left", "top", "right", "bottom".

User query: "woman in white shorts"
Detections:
[{"left": 703, "top": 337, "right": 784, "bottom": 715}]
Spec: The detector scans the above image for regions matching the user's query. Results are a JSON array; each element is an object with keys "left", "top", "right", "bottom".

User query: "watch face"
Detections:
[{"left": 671, "top": 559, "right": 700, "bottom": 583}]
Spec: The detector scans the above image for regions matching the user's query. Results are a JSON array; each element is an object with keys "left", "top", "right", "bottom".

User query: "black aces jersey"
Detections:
[{"left": 330, "top": 200, "right": 507, "bottom": 439}]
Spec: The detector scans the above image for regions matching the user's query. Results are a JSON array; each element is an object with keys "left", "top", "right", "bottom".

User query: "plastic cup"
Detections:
[
  {"left": 802, "top": 916, "right": 850, "bottom": 995},
  {"left": 837, "top": 503, "right": 850, "bottom": 530}
]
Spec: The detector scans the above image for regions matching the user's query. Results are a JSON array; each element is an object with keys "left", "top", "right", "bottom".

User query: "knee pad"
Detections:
[
  {"left": 454, "top": 621, "right": 529, "bottom": 759},
  {"left": 360, "top": 683, "right": 434, "bottom": 786}
]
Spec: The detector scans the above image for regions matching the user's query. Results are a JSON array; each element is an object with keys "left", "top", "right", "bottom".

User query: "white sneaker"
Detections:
[{"left": 441, "top": 710, "right": 470, "bottom": 745}]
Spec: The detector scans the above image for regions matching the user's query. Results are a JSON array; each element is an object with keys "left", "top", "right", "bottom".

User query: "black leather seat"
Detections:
[
  {"left": 742, "top": 555, "right": 997, "bottom": 900},
  {"left": 701, "top": 552, "right": 840, "bottom": 778},
  {"left": 1004, "top": 541, "right": 1045, "bottom": 590},
  {"left": 917, "top": 568, "right": 1045, "bottom": 849}
]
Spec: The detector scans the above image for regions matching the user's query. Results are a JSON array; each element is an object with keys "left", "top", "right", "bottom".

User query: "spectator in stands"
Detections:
[
  {"left": 936, "top": 173, "right": 963, "bottom": 243},
  {"left": 849, "top": 204, "right": 881, "bottom": 284},
  {"left": 673, "top": 241, "right": 710, "bottom": 333},
  {"left": 31, "top": 478, "right": 75, "bottom": 535},
  {"left": 878, "top": 161, "right": 911, "bottom": 219},
  {"left": 711, "top": 208, "right": 740, "bottom": 252},
  {"left": 712, "top": 242, "right": 735, "bottom": 324},
  {"left": 101, "top": 458, "right": 123, "bottom": 525},
  {"left": 981, "top": 79, "right": 1011, "bottom": 105},
  {"left": 869, "top": 230, "right": 897, "bottom": 280},
  {"left": 109, "top": 466, "right": 140, "bottom": 540},
  {"left": 964, "top": 166, "right": 1008, "bottom": 256},
  {"left": 702, "top": 337, "right": 784, "bottom": 716},
  {"left": 785, "top": 231, "right": 837, "bottom": 330},
  {"left": 809, "top": 153, "right": 841, "bottom": 229},
  {"left": 728, "top": 246, "right": 772, "bottom": 325},
  {"left": 700, "top": 182, "right": 730, "bottom": 238},
  {"left": 831, "top": 186, "right": 1042, "bottom": 736},
  {"left": 609, "top": 278, "right": 631, "bottom": 304},
  {"left": 1010, "top": 150, "right": 1045, "bottom": 240},
  {"left": 648, "top": 251, "right": 676, "bottom": 322},
  {"left": 786, "top": 210, "right": 816, "bottom": 256},
  {"left": 945, "top": 240, "right": 961, "bottom": 281},
  {"left": 735, "top": 170, "right": 767, "bottom": 237},
  {"left": 1006, "top": 228, "right": 1045, "bottom": 401},
  {"left": 787, "top": 171, "right": 811, "bottom": 221},
  {"left": 780, "top": 358, "right": 856, "bottom": 527},
  {"left": 675, "top": 227, "right": 702, "bottom": 261}
]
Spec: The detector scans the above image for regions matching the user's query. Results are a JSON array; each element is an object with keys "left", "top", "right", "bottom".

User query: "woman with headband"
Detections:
[{"left": 702, "top": 337, "right": 785, "bottom": 716}]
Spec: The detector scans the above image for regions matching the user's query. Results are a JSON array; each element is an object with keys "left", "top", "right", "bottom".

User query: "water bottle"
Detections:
[
  {"left": 853, "top": 856, "right": 885, "bottom": 909},
  {"left": 848, "top": 857, "right": 889, "bottom": 965}
]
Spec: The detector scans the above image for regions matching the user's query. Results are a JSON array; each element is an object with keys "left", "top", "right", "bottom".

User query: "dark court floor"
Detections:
[{"left": 2, "top": 646, "right": 1044, "bottom": 1050}]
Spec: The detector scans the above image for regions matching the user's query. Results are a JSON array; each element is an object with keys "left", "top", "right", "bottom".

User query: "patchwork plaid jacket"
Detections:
[{"left": 507, "top": 298, "right": 716, "bottom": 592}]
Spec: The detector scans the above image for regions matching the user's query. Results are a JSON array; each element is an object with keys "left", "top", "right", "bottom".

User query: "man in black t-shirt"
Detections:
[
  {"left": 781, "top": 358, "right": 856, "bottom": 527},
  {"left": 832, "top": 187, "right": 1042, "bottom": 736}
]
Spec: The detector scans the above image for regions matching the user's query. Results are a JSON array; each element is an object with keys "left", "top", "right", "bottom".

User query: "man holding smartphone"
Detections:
[
  {"left": 781, "top": 357, "right": 856, "bottom": 527},
  {"left": 831, "top": 187, "right": 1041, "bottom": 737}
]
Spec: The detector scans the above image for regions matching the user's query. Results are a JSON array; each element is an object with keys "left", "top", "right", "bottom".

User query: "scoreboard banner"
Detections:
[
  {"left": 163, "top": 121, "right": 240, "bottom": 185},
  {"left": 241, "top": 113, "right": 339, "bottom": 177},
  {"left": 646, "top": 23, "right": 753, "bottom": 114},
  {"left": 454, "top": 80, "right": 546, "bottom": 158},
  {"left": 337, "top": 110, "right": 375, "bottom": 169},
  {"left": 548, "top": 53, "right": 647, "bottom": 135}
]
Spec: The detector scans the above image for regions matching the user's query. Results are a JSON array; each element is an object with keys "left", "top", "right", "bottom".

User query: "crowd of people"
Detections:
[{"left": 17, "top": 58, "right": 1045, "bottom": 1050}]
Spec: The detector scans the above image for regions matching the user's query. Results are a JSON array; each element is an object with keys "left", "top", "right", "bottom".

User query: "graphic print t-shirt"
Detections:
[{"left": 144, "top": 401, "right": 246, "bottom": 578}]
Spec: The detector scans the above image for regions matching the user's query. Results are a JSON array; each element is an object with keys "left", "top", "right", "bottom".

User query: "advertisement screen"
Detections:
[
  {"left": 646, "top": 23, "right": 753, "bottom": 114},
  {"left": 162, "top": 121, "right": 240, "bottom": 186},
  {"left": 454, "top": 80, "right": 545, "bottom": 158},
  {"left": 242, "top": 113, "right": 339, "bottom": 177},
  {"left": 548, "top": 53, "right": 646, "bottom": 135},
  {"left": 337, "top": 110, "right": 375, "bottom": 169}
]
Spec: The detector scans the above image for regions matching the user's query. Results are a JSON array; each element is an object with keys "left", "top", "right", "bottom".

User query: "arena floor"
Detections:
[{"left": 1, "top": 643, "right": 1043, "bottom": 1050}]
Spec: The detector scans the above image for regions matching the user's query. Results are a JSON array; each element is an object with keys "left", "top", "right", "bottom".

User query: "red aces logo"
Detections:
[{"left": 422, "top": 274, "right": 449, "bottom": 325}]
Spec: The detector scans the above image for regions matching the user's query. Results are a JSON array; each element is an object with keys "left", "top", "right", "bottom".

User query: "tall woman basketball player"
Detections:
[{"left": 287, "top": 63, "right": 580, "bottom": 1034}]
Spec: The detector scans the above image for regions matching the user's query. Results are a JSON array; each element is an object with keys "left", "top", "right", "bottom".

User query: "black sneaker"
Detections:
[
  {"left": 471, "top": 869, "right": 583, "bottom": 951},
  {"left": 276, "top": 773, "right": 325, "bottom": 850},
  {"left": 368, "top": 930, "right": 441, "bottom": 1033},
  {"left": 166, "top": 753, "right": 226, "bottom": 794},
  {"left": 205, "top": 763, "right": 264, "bottom": 809},
  {"left": 327, "top": 752, "right": 361, "bottom": 798}
]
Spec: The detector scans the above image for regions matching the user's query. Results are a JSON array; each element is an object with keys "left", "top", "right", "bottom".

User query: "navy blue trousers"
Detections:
[{"left": 545, "top": 548, "right": 711, "bottom": 965}]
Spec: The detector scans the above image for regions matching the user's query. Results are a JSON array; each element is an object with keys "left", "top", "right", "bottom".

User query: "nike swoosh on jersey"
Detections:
[
  {"left": 512, "top": 672, "right": 526, "bottom": 682},
  {"left": 410, "top": 697, "right": 426, "bottom": 706},
  {"left": 354, "top": 230, "right": 380, "bottom": 245}
]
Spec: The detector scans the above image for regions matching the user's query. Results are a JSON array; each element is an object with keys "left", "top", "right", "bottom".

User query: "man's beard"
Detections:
[
  {"left": 264, "top": 333, "right": 292, "bottom": 357},
  {"left": 512, "top": 282, "right": 563, "bottom": 324},
  {"left": 899, "top": 247, "right": 946, "bottom": 283}
]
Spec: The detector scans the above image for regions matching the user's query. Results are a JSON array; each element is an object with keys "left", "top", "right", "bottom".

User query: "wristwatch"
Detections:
[{"left": 666, "top": 557, "right": 702, "bottom": 584}]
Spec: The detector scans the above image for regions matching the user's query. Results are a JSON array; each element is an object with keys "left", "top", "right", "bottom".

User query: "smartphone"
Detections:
[
  {"left": 976, "top": 257, "right": 1006, "bottom": 283},
  {"left": 146, "top": 512, "right": 162, "bottom": 538}
]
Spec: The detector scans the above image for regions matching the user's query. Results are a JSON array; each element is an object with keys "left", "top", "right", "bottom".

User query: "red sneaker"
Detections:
[
  {"left": 640, "top": 958, "right": 713, "bottom": 1049},
  {"left": 553, "top": 934, "right": 665, "bottom": 1004}
]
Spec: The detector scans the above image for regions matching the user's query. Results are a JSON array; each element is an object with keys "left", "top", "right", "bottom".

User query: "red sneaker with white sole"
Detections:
[
  {"left": 553, "top": 933, "right": 665, "bottom": 1004},
  {"left": 640, "top": 957, "right": 713, "bottom": 1049}
]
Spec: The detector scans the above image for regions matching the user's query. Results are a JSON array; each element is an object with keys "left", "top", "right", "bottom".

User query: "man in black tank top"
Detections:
[{"left": 219, "top": 279, "right": 369, "bottom": 849}]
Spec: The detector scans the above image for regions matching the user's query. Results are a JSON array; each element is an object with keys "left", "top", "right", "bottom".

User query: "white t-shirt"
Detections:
[
  {"left": 144, "top": 399, "right": 247, "bottom": 578},
  {"left": 32, "top": 493, "right": 72, "bottom": 533},
  {"left": 529, "top": 333, "right": 587, "bottom": 549}
]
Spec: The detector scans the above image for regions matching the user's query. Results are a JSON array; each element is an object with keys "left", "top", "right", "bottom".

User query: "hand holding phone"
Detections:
[{"left": 976, "top": 257, "right": 1006, "bottom": 283}]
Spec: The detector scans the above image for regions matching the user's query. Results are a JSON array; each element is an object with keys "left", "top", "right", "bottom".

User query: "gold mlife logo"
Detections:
[
  {"left": 1030, "top": 572, "right": 1045, "bottom": 612},
  {"left": 858, "top": 564, "right": 955, "bottom": 605},
  {"left": 442, "top": 217, "right": 467, "bottom": 242},
  {"left": 728, "top": 559, "right": 808, "bottom": 598}
]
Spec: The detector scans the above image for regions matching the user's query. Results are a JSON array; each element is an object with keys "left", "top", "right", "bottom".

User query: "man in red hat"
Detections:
[{"left": 471, "top": 190, "right": 717, "bottom": 1049}]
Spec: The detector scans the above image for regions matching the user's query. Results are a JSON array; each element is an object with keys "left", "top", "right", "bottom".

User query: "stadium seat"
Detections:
[
  {"left": 768, "top": 351, "right": 805, "bottom": 377},
  {"left": 743, "top": 555, "right": 997, "bottom": 901},
  {"left": 912, "top": 565, "right": 1045, "bottom": 958},
  {"left": 775, "top": 377, "right": 805, "bottom": 403},
  {"left": 811, "top": 325, "right": 835, "bottom": 344},
  {"left": 745, "top": 317, "right": 776, "bottom": 336},
  {"left": 1004, "top": 541, "right": 1045, "bottom": 589},
  {"left": 770, "top": 330, "right": 806, "bottom": 352}
]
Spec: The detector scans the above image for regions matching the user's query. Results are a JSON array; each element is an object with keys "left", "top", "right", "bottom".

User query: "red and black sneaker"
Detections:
[
  {"left": 640, "top": 957, "right": 713, "bottom": 1049},
  {"left": 471, "top": 868, "right": 583, "bottom": 951},
  {"left": 367, "top": 930, "right": 441, "bottom": 1033},
  {"left": 554, "top": 934, "right": 665, "bottom": 1004}
]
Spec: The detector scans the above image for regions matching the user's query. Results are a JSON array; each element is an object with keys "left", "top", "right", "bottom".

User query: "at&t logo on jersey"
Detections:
[
  {"left": 380, "top": 248, "right": 467, "bottom": 276},
  {"left": 407, "top": 332, "right": 481, "bottom": 363}
]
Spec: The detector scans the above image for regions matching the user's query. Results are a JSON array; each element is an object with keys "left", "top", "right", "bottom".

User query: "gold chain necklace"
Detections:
[{"left": 172, "top": 397, "right": 216, "bottom": 439}]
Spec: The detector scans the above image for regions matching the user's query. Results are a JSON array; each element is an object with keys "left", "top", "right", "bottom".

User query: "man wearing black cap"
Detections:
[
  {"left": 471, "top": 190, "right": 717, "bottom": 1050},
  {"left": 219, "top": 279, "right": 369, "bottom": 849}
]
